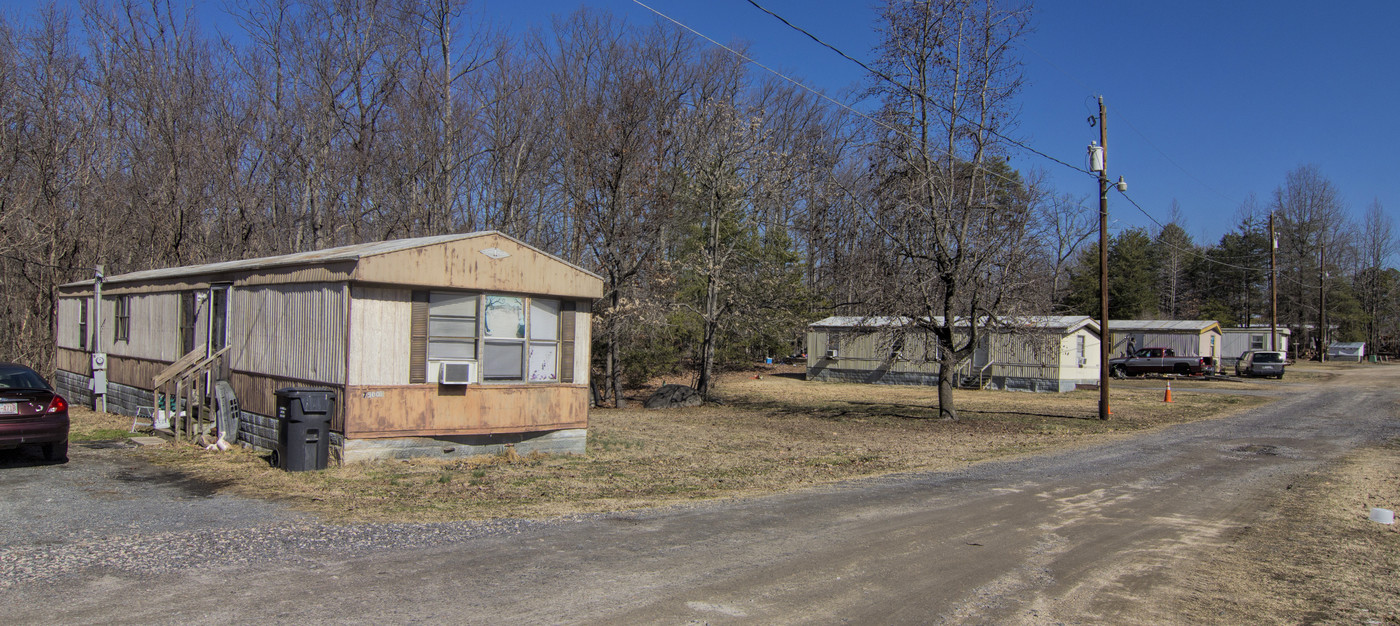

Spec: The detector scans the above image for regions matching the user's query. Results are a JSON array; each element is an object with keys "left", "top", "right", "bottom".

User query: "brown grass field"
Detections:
[{"left": 112, "top": 365, "right": 1276, "bottom": 522}]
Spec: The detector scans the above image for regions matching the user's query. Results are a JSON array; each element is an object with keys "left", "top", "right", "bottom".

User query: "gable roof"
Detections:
[
  {"left": 1109, "top": 319, "right": 1221, "bottom": 334},
  {"left": 1221, "top": 326, "right": 1292, "bottom": 336},
  {"left": 810, "top": 315, "right": 1099, "bottom": 335},
  {"left": 59, "top": 231, "right": 604, "bottom": 298}
]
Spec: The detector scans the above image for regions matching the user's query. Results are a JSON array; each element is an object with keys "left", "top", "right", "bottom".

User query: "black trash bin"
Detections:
[{"left": 273, "top": 388, "right": 335, "bottom": 471}]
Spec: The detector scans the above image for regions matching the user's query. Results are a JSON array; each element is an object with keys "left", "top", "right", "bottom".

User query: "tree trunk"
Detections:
[
  {"left": 937, "top": 349, "right": 958, "bottom": 421},
  {"left": 608, "top": 288, "right": 626, "bottom": 408}
]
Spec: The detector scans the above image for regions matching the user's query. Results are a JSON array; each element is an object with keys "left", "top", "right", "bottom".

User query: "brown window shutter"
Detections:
[
  {"left": 410, "top": 291, "right": 429, "bottom": 383},
  {"left": 560, "top": 302, "right": 576, "bottom": 383}
]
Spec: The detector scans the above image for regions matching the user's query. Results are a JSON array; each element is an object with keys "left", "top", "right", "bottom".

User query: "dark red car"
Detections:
[{"left": 0, "top": 362, "right": 70, "bottom": 462}]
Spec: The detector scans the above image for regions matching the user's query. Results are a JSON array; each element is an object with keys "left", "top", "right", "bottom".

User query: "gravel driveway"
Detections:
[{"left": 0, "top": 442, "right": 546, "bottom": 592}]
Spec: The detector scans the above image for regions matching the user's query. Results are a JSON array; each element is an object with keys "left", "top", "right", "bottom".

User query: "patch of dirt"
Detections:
[{"left": 1136, "top": 440, "right": 1400, "bottom": 624}]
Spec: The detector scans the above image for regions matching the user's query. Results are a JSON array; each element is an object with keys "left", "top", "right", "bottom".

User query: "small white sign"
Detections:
[{"left": 480, "top": 247, "right": 511, "bottom": 260}]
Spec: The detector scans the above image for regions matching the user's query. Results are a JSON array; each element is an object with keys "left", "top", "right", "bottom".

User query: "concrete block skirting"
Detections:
[
  {"left": 55, "top": 371, "right": 158, "bottom": 414},
  {"left": 342, "top": 429, "right": 588, "bottom": 464},
  {"left": 54, "top": 370, "right": 93, "bottom": 408}
]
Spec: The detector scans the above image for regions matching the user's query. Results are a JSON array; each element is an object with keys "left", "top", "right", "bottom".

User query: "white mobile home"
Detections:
[
  {"left": 806, "top": 316, "right": 1101, "bottom": 393},
  {"left": 1221, "top": 326, "right": 1292, "bottom": 366},
  {"left": 54, "top": 232, "right": 603, "bottom": 463}
]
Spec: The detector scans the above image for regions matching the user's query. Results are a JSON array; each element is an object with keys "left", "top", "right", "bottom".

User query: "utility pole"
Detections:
[
  {"left": 1270, "top": 213, "right": 1278, "bottom": 352},
  {"left": 1096, "top": 96, "right": 1110, "bottom": 420},
  {"left": 1318, "top": 243, "right": 1326, "bottom": 361}
]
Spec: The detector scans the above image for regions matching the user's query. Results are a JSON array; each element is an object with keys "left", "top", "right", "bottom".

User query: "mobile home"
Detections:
[
  {"left": 806, "top": 316, "right": 1101, "bottom": 393},
  {"left": 54, "top": 232, "right": 603, "bottom": 463}
]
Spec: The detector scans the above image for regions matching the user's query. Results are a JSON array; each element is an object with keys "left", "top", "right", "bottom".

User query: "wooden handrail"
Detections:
[{"left": 154, "top": 344, "right": 208, "bottom": 387}]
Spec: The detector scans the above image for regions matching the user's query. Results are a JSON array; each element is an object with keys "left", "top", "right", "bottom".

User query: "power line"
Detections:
[
  {"left": 629, "top": 0, "right": 1036, "bottom": 193},
  {"left": 1018, "top": 35, "right": 1246, "bottom": 210},
  {"left": 742, "top": 0, "right": 1094, "bottom": 177}
]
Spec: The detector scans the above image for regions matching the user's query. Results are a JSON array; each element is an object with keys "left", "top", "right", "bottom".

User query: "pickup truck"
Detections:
[{"left": 1108, "top": 347, "right": 1213, "bottom": 377}]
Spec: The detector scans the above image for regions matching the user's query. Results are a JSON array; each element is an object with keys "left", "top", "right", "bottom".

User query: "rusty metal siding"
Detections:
[{"left": 231, "top": 284, "right": 346, "bottom": 384}]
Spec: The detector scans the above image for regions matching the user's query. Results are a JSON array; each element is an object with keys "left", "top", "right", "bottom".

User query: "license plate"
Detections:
[{"left": 0, "top": 403, "right": 16, "bottom": 415}]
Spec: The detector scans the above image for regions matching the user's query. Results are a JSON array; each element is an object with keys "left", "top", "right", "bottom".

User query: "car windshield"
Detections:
[
  {"left": 1253, "top": 353, "right": 1284, "bottom": 363},
  {"left": 0, "top": 366, "right": 51, "bottom": 390}
]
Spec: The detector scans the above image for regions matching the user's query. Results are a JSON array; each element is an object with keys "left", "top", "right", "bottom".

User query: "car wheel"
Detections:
[
  {"left": 1276, "top": 373, "right": 1284, "bottom": 380},
  {"left": 42, "top": 440, "right": 68, "bottom": 463},
  {"left": 1111, "top": 364, "right": 1127, "bottom": 379}
]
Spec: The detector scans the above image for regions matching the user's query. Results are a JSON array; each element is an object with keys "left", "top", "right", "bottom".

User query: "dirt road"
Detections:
[{"left": 4, "top": 367, "right": 1397, "bottom": 624}]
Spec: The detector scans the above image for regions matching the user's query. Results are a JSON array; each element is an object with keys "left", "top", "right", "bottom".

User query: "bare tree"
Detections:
[
  {"left": 538, "top": 11, "right": 690, "bottom": 406},
  {"left": 854, "top": 0, "right": 1036, "bottom": 420},
  {"left": 1356, "top": 199, "right": 1395, "bottom": 350},
  {"left": 1036, "top": 188, "right": 1094, "bottom": 309},
  {"left": 1273, "top": 164, "right": 1348, "bottom": 356}
]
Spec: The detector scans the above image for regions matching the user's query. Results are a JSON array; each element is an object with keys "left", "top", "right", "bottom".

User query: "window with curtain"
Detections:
[
  {"left": 528, "top": 299, "right": 560, "bottom": 381},
  {"left": 414, "top": 291, "right": 571, "bottom": 384},
  {"left": 482, "top": 295, "right": 526, "bottom": 381}
]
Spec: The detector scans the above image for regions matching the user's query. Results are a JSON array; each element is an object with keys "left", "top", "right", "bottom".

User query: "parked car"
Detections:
[
  {"left": 1108, "top": 347, "right": 1213, "bottom": 377},
  {"left": 0, "top": 363, "right": 70, "bottom": 462},
  {"left": 1235, "top": 350, "right": 1286, "bottom": 379}
]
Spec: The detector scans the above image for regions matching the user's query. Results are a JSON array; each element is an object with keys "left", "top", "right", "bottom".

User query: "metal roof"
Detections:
[
  {"left": 61, "top": 231, "right": 601, "bottom": 287},
  {"left": 810, "top": 315, "right": 1098, "bottom": 333},
  {"left": 1108, "top": 319, "right": 1221, "bottom": 333},
  {"left": 1221, "top": 326, "right": 1292, "bottom": 335},
  {"left": 1329, "top": 342, "right": 1366, "bottom": 349}
]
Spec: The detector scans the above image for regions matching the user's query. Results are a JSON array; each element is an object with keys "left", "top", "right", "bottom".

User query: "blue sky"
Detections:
[
  {"left": 478, "top": 0, "right": 1397, "bottom": 248},
  {"left": 6, "top": 0, "right": 1395, "bottom": 251}
]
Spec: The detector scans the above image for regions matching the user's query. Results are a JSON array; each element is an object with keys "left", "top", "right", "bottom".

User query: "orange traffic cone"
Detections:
[{"left": 1163, "top": 380, "right": 1173, "bottom": 403}]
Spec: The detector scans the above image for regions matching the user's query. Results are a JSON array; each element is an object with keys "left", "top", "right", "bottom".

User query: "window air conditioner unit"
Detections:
[
  {"left": 438, "top": 361, "right": 476, "bottom": 385},
  {"left": 825, "top": 349, "right": 839, "bottom": 359}
]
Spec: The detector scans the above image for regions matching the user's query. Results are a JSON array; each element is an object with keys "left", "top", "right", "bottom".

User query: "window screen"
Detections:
[{"left": 428, "top": 292, "right": 478, "bottom": 360}]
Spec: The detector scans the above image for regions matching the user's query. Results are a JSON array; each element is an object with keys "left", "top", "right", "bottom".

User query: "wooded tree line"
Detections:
[
  {"left": 0, "top": 0, "right": 1394, "bottom": 411},
  {"left": 1061, "top": 165, "right": 1399, "bottom": 357}
]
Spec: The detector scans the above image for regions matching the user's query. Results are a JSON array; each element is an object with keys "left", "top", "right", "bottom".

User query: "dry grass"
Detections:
[
  {"left": 1168, "top": 441, "right": 1400, "bottom": 624},
  {"left": 68, "top": 405, "right": 137, "bottom": 442},
  {"left": 121, "top": 366, "right": 1270, "bottom": 523}
]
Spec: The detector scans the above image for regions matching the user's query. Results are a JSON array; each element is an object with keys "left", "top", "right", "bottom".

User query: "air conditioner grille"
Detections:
[{"left": 439, "top": 361, "right": 476, "bottom": 385}]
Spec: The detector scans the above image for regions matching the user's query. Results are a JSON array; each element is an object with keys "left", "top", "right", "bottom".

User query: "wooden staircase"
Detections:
[{"left": 152, "top": 344, "right": 231, "bottom": 442}]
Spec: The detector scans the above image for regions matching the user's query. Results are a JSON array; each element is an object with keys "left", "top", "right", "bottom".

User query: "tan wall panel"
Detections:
[
  {"left": 343, "top": 384, "right": 588, "bottom": 438},
  {"left": 573, "top": 310, "right": 592, "bottom": 385},
  {"left": 55, "top": 298, "right": 83, "bottom": 350},
  {"left": 108, "top": 355, "right": 171, "bottom": 389},
  {"left": 56, "top": 347, "right": 91, "bottom": 376},
  {"left": 231, "top": 284, "right": 346, "bottom": 384},
  {"left": 106, "top": 292, "right": 180, "bottom": 362},
  {"left": 354, "top": 233, "right": 603, "bottom": 299},
  {"left": 347, "top": 286, "right": 412, "bottom": 385}
]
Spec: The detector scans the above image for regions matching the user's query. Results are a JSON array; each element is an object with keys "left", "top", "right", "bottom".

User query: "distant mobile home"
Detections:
[
  {"left": 806, "top": 315, "right": 1101, "bottom": 393},
  {"left": 1108, "top": 320, "right": 1223, "bottom": 371},
  {"left": 1221, "top": 326, "right": 1292, "bottom": 366},
  {"left": 54, "top": 232, "right": 603, "bottom": 463},
  {"left": 1327, "top": 342, "right": 1366, "bottom": 362}
]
